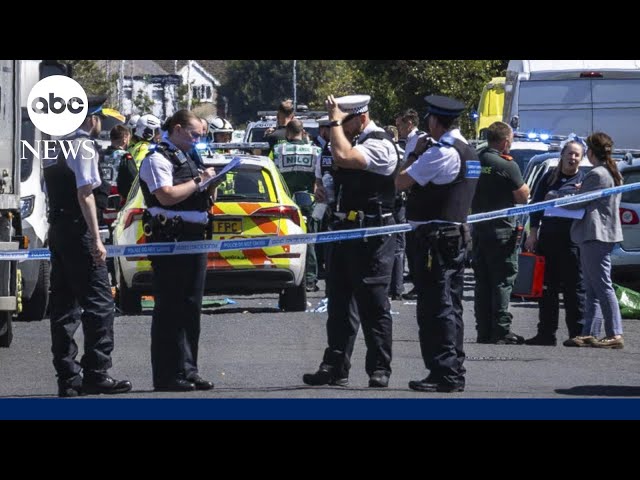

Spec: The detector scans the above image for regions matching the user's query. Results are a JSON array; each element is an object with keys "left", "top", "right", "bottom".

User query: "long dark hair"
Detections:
[{"left": 586, "top": 132, "right": 623, "bottom": 186}]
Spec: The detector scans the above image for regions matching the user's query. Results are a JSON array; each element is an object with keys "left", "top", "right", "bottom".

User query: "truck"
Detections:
[
  {"left": 0, "top": 60, "right": 69, "bottom": 347},
  {"left": 503, "top": 60, "right": 640, "bottom": 149}
]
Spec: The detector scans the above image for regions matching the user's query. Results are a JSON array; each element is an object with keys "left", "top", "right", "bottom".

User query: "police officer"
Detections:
[
  {"left": 273, "top": 119, "right": 322, "bottom": 291},
  {"left": 44, "top": 95, "right": 132, "bottom": 397},
  {"left": 396, "top": 109, "right": 426, "bottom": 300},
  {"left": 313, "top": 116, "right": 334, "bottom": 278},
  {"left": 139, "top": 109, "right": 219, "bottom": 392},
  {"left": 303, "top": 94, "right": 398, "bottom": 388},
  {"left": 471, "top": 121, "right": 529, "bottom": 344},
  {"left": 396, "top": 95, "right": 479, "bottom": 393},
  {"left": 265, "top": 99, "right": 295, "bottom": 156}
]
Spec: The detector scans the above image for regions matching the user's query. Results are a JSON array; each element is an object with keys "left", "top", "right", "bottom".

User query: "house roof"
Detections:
[
  {"left": 153, "top": 60, "right": 227, "bottom": 84},
  {"left": 96, "top": 60, "right": 170, "bottom": 76}
]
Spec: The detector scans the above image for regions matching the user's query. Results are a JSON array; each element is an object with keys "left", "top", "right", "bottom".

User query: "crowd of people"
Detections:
[{"left": 45, "top": 91, "right": 626, "bottom": 397}]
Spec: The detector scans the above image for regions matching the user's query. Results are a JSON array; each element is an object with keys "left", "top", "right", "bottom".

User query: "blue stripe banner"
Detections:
[{"left": 2, "top": 398, "right": 640, "bottom": 420}]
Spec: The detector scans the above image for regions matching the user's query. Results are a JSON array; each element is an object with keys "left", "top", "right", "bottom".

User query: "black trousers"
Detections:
[
  {"left": 536, "top": 229, "right": 585, "bottom": 338},
  {"left": 390, "top": 204, "right": 406, "bottom": 296},
  {"left": 49, "top": 221, "right": 115, "bottom": 385},
  {"left": 412, "top": 226, "right": 467, "bottom": 387},
  {"left": 322, "top": 230, "right": 395, "bottom": 378},
  {"left": 150, "top": 246, "right": 207, "bottom": 386}
]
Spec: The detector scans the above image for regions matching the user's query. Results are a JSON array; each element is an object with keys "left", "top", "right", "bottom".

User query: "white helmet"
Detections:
[
  {"left": 135, "top": 114, "right": 161, "bottom": 141},
  {"left": 127, "top": 114, "right": 140, "bottom": 130},
  {"left": 209, "top": 117, "right": 233, "bottom": 134}
]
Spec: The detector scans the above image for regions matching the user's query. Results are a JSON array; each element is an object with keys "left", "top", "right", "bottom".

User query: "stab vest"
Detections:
[
  {"left": 139, "top": 142, "right": 210, "bottom": 212},
  {"left": 406, "top": 137, "right": 480, "bottom": 223}
]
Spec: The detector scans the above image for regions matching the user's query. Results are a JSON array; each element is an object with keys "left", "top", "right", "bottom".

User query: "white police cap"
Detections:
[
  {"left": 335, "top": 95, "right": 371, "bottom": 114},
  {"left": 317, "top": 115, "right": 331, "bottom": 127}
]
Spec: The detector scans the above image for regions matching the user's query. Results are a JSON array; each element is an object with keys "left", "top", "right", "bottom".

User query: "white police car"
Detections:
[{"left": 243, "top": 109, "right": 323, "bottom": 143}]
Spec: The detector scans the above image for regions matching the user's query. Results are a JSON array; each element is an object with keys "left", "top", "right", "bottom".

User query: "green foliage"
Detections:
[
  {"left": 220, "top": 60, "right": 347, "bottom": 123},
  {"left": 61, "top": 60, "right": 117, "bottom": 106},
  {"left": 133, "top": 90, "right": 155, "bottom": 114},
  {"left": 176, "top": 82, "right": 201, "bottom": 110},
  {"left": 222, "top": 60, "right": 507, "bottom": 137}
]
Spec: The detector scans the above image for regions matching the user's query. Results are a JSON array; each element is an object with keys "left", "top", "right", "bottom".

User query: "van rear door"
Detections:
[
  {"left": 516, "top": 79, "right": 592, "bottom": 136},
  {"left": 592, "top": 78, "right": 640, "bottom": 149}
]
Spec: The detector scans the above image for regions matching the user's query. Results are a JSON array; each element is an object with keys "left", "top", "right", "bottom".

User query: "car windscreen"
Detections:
[
  {"left": 510, "top": 148, "right": 547, "bottom": 174},
  {"left": 216, "top": 168, "right": 274, "bottom": 202},
  {"left": 247, "top": 127, "right": 268, "bottom": 142},
  {"left": 622, "top": 170, "right": 640, "bottom": 203}
]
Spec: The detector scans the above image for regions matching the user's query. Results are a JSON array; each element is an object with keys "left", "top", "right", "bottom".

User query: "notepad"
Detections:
[{"left": 200, "top": 156, "right": 242, "bottom": 189}]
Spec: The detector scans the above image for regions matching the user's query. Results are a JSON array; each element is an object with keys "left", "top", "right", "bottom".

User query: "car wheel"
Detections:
[
  {"left": 279, "top": 284, "right": 307, "bottom": 312},
  {"left": 118, "top": 270, "right": 142, "bottom": 315},
  {"left": 18, "top": 260, "right": 50, "bottom": 322}
]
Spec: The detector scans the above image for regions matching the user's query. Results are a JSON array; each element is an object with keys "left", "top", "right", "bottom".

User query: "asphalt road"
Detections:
[{"left": 2, "top": 270, "right": 640, "bottom": 405}]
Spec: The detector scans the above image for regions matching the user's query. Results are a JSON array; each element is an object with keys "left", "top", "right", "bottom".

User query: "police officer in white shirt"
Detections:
[
  {"left": 396, "top": 95, "right": 480, "bottom": 393},
  {"left": 139, "top": 109, "right": 218, "bottom": 392},
  {"left": 303, "top": 94, "right": 399, "bottom": 389},
  {"left": 44, "top": 96, "right": 133, "bottom": 397}
]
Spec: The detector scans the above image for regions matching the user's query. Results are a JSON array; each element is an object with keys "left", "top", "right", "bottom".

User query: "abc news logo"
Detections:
[
  {"left": 23, "top": 75, "right": 97, "bottom": 162},
  {"left": 31, "top": 93, "right": 85, "bottom": 115},
  {"left": 27, "top": 75, "right": 88, "bottom": 137}
]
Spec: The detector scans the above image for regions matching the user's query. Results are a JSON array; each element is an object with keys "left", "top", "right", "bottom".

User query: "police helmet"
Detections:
[
  {"left": 209, "top": 117, "right": 233, "bottom": 134},
  {"left": 135, "top": 114, "right": 161, "bottom": 141},
  {"left": 127, "top": 114, "right": 140, "bottom": 130}
]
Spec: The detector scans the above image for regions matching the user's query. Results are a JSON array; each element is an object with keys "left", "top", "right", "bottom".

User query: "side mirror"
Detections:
[{"left": 510, "top": 115, "right": 520, "bottom": 130}]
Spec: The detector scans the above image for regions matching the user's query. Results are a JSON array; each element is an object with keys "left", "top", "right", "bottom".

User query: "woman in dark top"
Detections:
[{"left": 524, "top": 139, "right": 586, "bottom": 346}]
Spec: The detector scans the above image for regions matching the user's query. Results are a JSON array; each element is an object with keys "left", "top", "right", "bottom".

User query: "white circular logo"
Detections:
[{"left": 27, "top": 76, "right": 88, "bottom": 136}]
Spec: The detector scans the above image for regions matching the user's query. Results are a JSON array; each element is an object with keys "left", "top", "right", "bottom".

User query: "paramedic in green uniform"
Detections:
[{"left": 471, "top": 121, "right": 529, "bottom": 344}]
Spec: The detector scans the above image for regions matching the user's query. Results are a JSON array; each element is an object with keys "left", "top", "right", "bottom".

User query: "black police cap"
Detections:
[
  {"left": 424, "top": 95, "right": 465, "bottom": 118},
  {"left": 87, "top": 94, "right": 107, "bottom": 116}
]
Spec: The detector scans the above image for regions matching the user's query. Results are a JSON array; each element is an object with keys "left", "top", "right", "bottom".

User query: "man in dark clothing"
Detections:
[
  {"left": 44, "top": 96, "right": 132, "bottom": 397},
  {"left": 471, "top": 121, "right": 530, "bottom": 344},
  {"left": 303, "top": 94, "right": 398, "bottom": 389},
  {"left": 265, "top": 99, "right": 295, "bottom": 157}
]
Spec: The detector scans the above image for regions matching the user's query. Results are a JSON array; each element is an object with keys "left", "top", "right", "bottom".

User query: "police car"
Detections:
[
  {"left": 111, "top": 147, "right": 309, "bottom": 314},
  {"left": 243, "top": 109, "right": 323, "bottom": 143}
]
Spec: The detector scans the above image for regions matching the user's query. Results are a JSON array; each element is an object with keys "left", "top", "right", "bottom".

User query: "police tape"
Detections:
[{"left": 1, "top": 182, "right": 640, "bottom": 261}]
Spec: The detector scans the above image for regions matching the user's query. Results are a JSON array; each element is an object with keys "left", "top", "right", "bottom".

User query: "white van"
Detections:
[
  {"left": 504, "top": 60, "right": 640, "bottom": 149},
  {"left": 16, "top": 60, "right": 67, "bottom": 321}
]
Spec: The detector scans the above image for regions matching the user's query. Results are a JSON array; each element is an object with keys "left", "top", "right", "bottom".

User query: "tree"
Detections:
[
  {"left": 176, "top": 82, "right": 201, "bottom": 110},
  {"left": 133, "top": 90, "right": 155, "bottom": 114},
  {"left": 220, "top": 60, "right": 345, "bottom": 123},
  {"left": 61, "top": 60, "right": 117, "bottom": 106},
  {"left": 220, "top": 60, "right": 508, "bottom": 137}
]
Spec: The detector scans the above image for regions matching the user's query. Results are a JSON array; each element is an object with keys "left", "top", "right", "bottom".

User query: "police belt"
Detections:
[
  {"left": 143, "top": 212, "right": 206, "bottom": 241},
  {"left": 415, "top": 222, "right": 468, "bottom": 239},
  {"left": 332, "top": 210, "right": 394, "bottom": 229},
  {"left": 48, "top": 208, "right": 84, "bottom": 225}
]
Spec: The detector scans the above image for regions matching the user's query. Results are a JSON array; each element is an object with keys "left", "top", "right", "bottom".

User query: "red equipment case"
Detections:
[{"left": 512, "top": 252, "right": 545, "bottom": 298}]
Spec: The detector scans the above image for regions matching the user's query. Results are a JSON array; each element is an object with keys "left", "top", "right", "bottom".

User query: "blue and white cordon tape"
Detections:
[{"left": 2, "top": 182, "right": 639, "bottom": 262}]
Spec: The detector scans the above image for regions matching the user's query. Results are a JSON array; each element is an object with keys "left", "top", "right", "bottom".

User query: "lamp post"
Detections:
[{"left": 293, "top": 60, "right": 297, "bottom": 111}]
